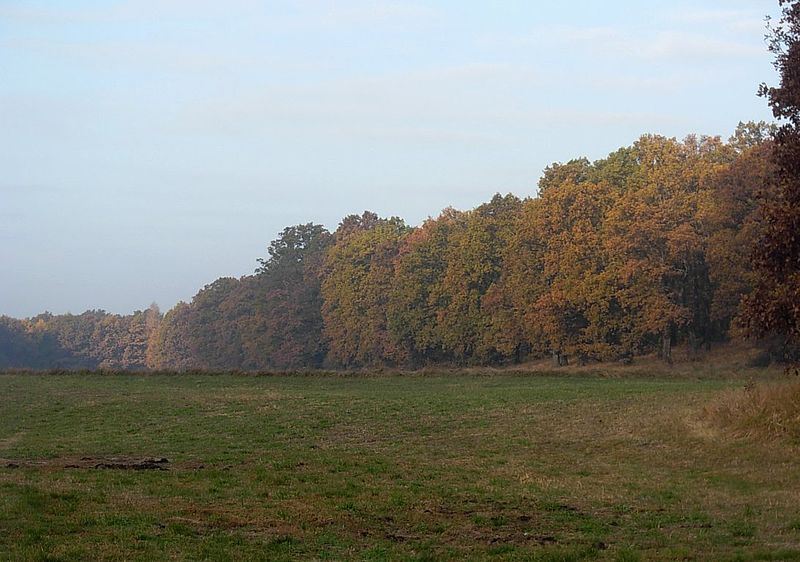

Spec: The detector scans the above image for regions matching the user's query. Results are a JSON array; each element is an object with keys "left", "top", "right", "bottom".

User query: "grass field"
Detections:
[{"left": 1, "top": 370, "right": 799, "bottom": 561}]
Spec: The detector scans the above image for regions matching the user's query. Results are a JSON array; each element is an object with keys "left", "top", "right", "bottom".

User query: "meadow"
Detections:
[{"left": 1, "top": 367, "right": 798, "bottom": 561}]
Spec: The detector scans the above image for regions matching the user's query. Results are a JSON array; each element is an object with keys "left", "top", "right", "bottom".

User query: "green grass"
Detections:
[{"left": 0, "top": 372, "right": 798, "bottom": 561}]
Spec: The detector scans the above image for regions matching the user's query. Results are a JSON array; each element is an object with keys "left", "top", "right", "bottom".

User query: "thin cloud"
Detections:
[
  {"left": 0, "top": 1, "right": 266, "bottom": 24},
  {"left": 639, "top": 30, "right": 762, "bottom": 59},
  {"left": 663, "top": 7, "right": 771, "bottom": 36},
  {"left": 0, "top": 0, "right": 439, "bottom": 28},
  {"left": 487, "top": 24, "right": 764, "bottom": 61},
  {"left": 0, "top": 183, "right": 56, "bottom": 196},
  {"left": 2, "top": 36, "right": 286, "bottom": 75},
  {"left": 168, "top": 61, "right": 548, "bottom": 144},
  {"left": 301, "top": 0, "right": 440, "bottom": 27},
  {"left": 171, "top": 69, "right": 681, "bottom": 146},
  {"left": 325, "top": 124, "right": 505, "bottom": 145},
  {"left": 667, "top": 8, "right": 756, "bottom": 25}
]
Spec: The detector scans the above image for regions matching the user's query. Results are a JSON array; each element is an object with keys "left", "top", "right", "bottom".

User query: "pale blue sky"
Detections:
[{"left": 0, "top": 0, "right": 779, "bottom": 318}]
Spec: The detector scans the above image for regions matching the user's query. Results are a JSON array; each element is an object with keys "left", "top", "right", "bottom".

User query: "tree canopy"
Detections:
[{"left": 2, "top": 124, "right": 785, "bottom": 371}]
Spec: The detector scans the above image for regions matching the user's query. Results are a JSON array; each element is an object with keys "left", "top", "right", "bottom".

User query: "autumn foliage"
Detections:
[{"left": 0, "top": 126, "right": 787, "bottom": 370}]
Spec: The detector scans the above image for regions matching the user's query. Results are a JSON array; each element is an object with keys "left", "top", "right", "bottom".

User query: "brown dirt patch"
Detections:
[{"left": 1, "top": 456, "right": 199, "bottom": 470}]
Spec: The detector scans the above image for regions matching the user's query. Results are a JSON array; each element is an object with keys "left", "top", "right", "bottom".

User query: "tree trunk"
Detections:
[
  {"left": 687, "top": 328, "right": 699, "bottom": 360},
  {"left": 551, "top": 351, "right": 570, "bottom": 367},
  {"left": 661, "top": 329, "right": 672, "bottom": 365}
]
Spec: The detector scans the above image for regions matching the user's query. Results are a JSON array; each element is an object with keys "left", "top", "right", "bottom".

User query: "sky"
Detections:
[{"left": 0, "top": 0, "right": 781, "bottom": 318}]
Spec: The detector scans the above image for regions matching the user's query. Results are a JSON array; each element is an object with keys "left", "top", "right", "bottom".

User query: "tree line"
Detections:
[
  {"left": 2, "top": 123, "right": 795, "bottom": 371},
  {"left": 5, "top": 1, "right": 799, "bottom": 373}
]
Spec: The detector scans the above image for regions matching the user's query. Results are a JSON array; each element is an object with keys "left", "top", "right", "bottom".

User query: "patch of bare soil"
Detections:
[
  {"left": 77, "top": 457, "right": 170, "bottom": 470},
  {"left": 2, "top": 456, "right": 185, "bottom": 470}
]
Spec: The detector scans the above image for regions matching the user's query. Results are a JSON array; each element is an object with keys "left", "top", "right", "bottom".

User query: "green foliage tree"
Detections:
[
  {"left": 246, "top": 223, "right": 332, "bottom": 369},
  {"left": 387, "top": 209, "right": 461, "bottom": 365},
  {"left": 151, "top": 278, "right": 247, "bottom": 370},
  {"left": 151, "top": 302, "right": 197, "bottom": 369},
  {"left": 436, "top": 194, "right": 522, "bottom": 363},
  {"left": 322, "top": 213, "right": 410, "bottom": 367},
  {"left": 538, "top": 158, "right": 591, "bottom": 194},
  {"left": 0, "top": 316, "right": 72, "bottom": 369}
]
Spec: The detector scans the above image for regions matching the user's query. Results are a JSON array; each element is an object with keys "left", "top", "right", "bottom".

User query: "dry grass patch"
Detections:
[{"left": 702, "top": 379, "right": 800, "bottom": 441}]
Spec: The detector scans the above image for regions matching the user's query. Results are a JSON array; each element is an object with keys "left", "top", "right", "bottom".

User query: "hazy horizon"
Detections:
[{"left": 1, "top": 0, "right": 778, "bottom": 318}]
